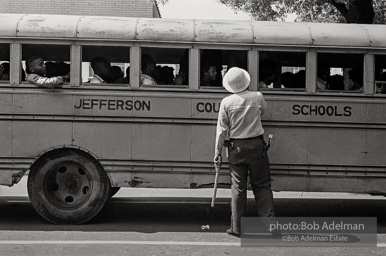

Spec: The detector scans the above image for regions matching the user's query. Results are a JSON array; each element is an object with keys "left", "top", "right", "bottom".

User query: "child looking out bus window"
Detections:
[
  {"left": 201, "top": 61, "right": 217, "bottom": 86},
  {"left": 26, "top": 56, "right": 69, "bottom": 89},
  {"left": 89, "top": 57, "right": 114, "bottom": 84}
]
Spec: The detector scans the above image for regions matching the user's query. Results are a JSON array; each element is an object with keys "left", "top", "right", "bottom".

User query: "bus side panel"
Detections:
[
  {"left": 11, "top": 92, "right": 74, "bottom": 156},
  {"left": 367, "top": 103, "right": 386, "bottom": 123},
  {"left": 365, "top": 130, "right": 386, "bottom": 165},
  {"left": 271, "top": 176, "right": 308, "bottom": 191},
  {"left": 12, "top": 121, "right": 73, "bottom": 156},
  {"left": 191, "top": 125, "right": 217, "bottom": 162},
  {"left": 110, "top": 170, "right": 231, "bottom": 189},
  {"left": 136, "top": 97, "right": 191, "bottom": 119},
  {"left": 131, "top": 123, "right": 192, "bottom": 161},
  {"left": 0, "top": 93, "right": 13, "bottom": 157},
  {"left": 308, "top": 128, "right": 366, "bottom": 165},
  {"left": 0, "top": 121, "right": 12, "bottom": 157},
  {"left": 127, "top": 172, "right": 192, "bottom": 188},
  {"left": 13, "top": 93, "right": 73, "bottom": 115},
  {"left": 73, "top": 122, "right": 133, "bottom": 160},
  {"left": 265, "top": 127, "right": 309, "bottom": 164},
  {"left": 0, "top": 92, "right": 13, "bottom": 113},
  {"left": 268, "top": 98, "right": 367, "bottom": 124},
  {"left": 309, "top": 176, "right": 365, "bottom": 192}
]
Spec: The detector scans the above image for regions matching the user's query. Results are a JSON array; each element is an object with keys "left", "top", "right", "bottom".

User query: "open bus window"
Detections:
[
  {"left": 81, "top": 45, "right": 130, "bottom": 85},
  {"left": 317, "top": 53, "right": 364, "bottom": 92},
  {"left": 259, "top": 51, "right": 306, "bottom": 91},
  {"left": 0, "top": 44, "right": 10, "bottom": 83},
  {"left": 22, "top": 44, "right": 70, "bottom": 85},
  {"left": 375, "top": 55, "right": 386, "bottom": 95},
  {"left": 140, "top": 47, "right": 189, "bottom": 87},
  {"left": 200, "top": 49, "right": 247, "bottom": 89}
]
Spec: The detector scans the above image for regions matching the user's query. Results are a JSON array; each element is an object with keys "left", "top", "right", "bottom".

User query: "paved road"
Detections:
[{"left": 1, "top": 180, "right": 386, "bottom": 255}]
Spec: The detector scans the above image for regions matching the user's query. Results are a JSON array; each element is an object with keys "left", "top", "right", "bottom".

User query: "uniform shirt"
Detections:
[
  {"left": 317, "top": 77, "right": 326, "bottom": 90},
  {"left": 89, "top": 74, "right": 106, "bottom": 83},
  {"left": 141, "top": 74, "right": 157, "bottom": 86},
  {"left": 26, "top": 73, "right": 64, "bottom": 89},
  {"left": 215, "top": 90, "right": 267, "bottom": 155}
]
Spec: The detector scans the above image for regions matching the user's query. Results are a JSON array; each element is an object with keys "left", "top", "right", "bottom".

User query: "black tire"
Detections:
[
  {"left": 109, "top": 187, "right": 121, "bottom": 198},
  {"left": 27, "top": 149, "right": 111, "bottom": 224}
]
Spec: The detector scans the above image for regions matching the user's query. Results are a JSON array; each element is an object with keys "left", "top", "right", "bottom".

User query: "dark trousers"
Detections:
[{"left": 228, "top": 136, "right": 275, "bottom": 234}]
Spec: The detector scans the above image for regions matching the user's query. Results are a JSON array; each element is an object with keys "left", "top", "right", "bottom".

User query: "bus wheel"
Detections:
[
  {"left": 27, "top": 149, "right": 111, "bottom": 224},
  {"left": 109, "top": 187, "right": 121, "bottom": 198}
]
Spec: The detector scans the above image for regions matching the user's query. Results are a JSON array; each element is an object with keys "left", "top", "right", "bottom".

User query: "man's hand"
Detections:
[
  {"left": 213, "top": 154, "right": 222, "bottom": 167},
  {"left": 63, "top": 72, "right": 70, "bottom": 82}
]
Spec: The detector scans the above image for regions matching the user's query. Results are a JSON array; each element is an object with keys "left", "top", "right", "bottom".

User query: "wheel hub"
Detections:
[{"left": 44, "top": 162, "right": 93, "bottom": 209}]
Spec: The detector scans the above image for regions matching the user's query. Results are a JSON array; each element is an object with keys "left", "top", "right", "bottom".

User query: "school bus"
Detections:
[{"left": 0, "top": 13, "right": 385, "bottom": 224}]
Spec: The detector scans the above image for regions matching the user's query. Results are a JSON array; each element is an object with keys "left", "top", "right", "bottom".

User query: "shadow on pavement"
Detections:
[{"left": 0, "top": 196, "right": 386, "bottom": 234}]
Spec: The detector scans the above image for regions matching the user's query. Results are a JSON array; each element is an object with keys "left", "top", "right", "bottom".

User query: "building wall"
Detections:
[{"left": 0, "top": 0, "right": 160, "bottom": 18}]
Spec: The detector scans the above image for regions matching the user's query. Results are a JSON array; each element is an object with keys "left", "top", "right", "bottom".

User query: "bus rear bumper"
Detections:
[{"left": 0, "top": 170, "right": 26, "bottom": 186}]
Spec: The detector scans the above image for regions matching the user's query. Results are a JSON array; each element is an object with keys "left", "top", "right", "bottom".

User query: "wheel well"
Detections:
[{"left": 30, "top": 147, "right": 112, "bottom": 186}]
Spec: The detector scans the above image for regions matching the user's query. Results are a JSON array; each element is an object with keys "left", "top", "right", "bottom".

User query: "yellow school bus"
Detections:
[{"left": 0, "top": 14, "right": 385, "bottom": 224}]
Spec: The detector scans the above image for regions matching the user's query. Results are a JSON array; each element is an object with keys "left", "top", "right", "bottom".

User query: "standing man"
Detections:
[{"left": 214, "top": 67, "right": 275, "bottom": 237}]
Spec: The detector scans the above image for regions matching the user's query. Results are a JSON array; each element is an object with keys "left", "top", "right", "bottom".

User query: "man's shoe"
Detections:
[{"left": 226, "top": 228, "right": 240, "bottom": 237}]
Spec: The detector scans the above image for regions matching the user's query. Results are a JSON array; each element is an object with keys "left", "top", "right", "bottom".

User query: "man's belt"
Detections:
[{"left": 229, "top": 135, "right": 263, "bottom": 141}]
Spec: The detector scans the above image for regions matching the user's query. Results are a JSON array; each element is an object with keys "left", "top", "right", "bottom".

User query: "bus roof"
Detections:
[{"left": 0, "top": 13, "right": 385, "bottom": 48}]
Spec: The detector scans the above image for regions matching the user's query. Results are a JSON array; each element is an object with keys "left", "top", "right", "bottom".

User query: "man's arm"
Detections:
[
  {"left": 259, "top": 92, "right": 267, "bottom": 115},
  {"left": 26, "top": 74, "right": 64, "bottom": 89},
  {"left": 214, "top": 100, "right": 229, "bottom": 156}
]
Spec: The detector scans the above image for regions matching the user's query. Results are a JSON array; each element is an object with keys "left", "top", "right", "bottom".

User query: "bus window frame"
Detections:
[
  {"left": 374, "top": 52, "right": 386, "bottom": 96},
  {"left": 314, "top": 48, "right": 371, "bottom": 95},
  {"left": 139, "top": 44, "right": 192, "bottom": 89},
  {"left": 79, "top": 42, "right": 132, "bottom": 87},
  {"left": 195, "top": 45, "right": 250, "bottom": 91},
  {"left": 4, "top": 39, "right": 381, "bottom": 96},
  {"left": 252, "top": 47, "right": 309, "bottom": 93},
  {"left": 0, "top": 42, "right": 11, "bottom": 85},
  {"left": 15, "top": 40, "right": 73, "bottom": 87},
  {"left": 77, "top": 42, "right": 192, "bottom": 90}
]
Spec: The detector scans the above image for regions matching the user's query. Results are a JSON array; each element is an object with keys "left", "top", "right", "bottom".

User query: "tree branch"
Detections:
[{"left": 328, "top": 0, "right": 348, "bottom": 17}]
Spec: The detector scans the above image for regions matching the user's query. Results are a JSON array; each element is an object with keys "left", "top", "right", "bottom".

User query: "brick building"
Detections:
[{"left": 0, "top": 0, "right": 161, "bottom": 18}]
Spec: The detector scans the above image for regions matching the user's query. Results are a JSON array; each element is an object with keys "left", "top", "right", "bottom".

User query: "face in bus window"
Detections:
[
  {"left": 202, "top": 65, "right": 217, "bottom": 86},
  {"left": 91, "top": 58, "right": 114, "bottom": 83},
  {"left": 29, "top": 58, "right": 47, "bottom": 76},
  {"left": 100, "top": 63, "right": 113, "bottom": 81}
]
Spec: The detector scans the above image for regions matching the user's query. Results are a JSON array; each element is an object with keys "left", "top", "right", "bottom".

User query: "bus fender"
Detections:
[
  {"left": 0, "top": 170, "right": 26, "bottom": 186},
  {"left": 30, "top": 145, "right": 113, "bottom": 186}
]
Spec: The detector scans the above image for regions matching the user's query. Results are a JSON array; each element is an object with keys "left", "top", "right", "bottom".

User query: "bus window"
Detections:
[
  {"left": 318, "top": 53, "right": 364, "bottom": 92},
  {"left": 22, "top": 44, "right": 70, "bottom": 84},
  {"left": 375, "top": 55, "right": 386, "bottom": 95},
  {"left": 82, "top": 45, "right": 130, "bottom": 85},
  {"left": 141, "top": 47, "right": 189, "bottom": 87},
  {"left": 259, "top": 51, "right": 306, "bottom": 91},
  {"left": 200, "top": 49, "right": 247, "bottom": 88},
  {"left": 0, "top": 44, "right": 10, "bottom": 83}
]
